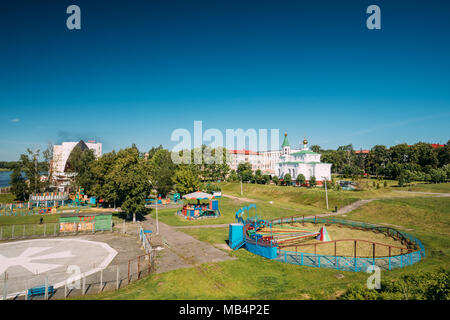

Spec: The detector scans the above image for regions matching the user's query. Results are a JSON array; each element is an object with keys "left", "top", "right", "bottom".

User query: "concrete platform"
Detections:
[{"left": 0, "top": 238, "right": 117, "bottom": 299}]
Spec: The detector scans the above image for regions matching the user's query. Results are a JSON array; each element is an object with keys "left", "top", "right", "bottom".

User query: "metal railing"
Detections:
[
  {"left": 274, "top": 216, "right": 425, "bottom": 272},
  {"left": 0, "top": 221, "right": 114, "bottom": 241}
]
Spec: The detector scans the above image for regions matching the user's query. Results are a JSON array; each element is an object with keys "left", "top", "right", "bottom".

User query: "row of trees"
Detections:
[
  {"left": 9, "top": 144, "right": 230, "bottom": 219},
  {"left": 317, "top": 141, "right": 450, "bottom": 183},
  {"left": 8, "top": 140, "right": 450, "bottom": 210}
]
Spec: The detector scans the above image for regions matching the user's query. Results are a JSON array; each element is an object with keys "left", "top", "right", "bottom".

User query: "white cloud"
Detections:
[{"left": 10, "top": 118, "right": 20, "bottom": 123}]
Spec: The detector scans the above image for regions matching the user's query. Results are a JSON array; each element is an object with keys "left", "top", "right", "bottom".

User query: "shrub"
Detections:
[{"left": 339, "top": 268, "right": 450, "bottom": 300}]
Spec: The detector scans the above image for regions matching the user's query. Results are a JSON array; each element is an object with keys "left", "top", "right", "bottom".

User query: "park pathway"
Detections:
[
  {"left": 393, "top": 191, "right": 450, "bottom": 197},
  {"left": 141, "top": 218, "right": 235, "bottom": 274}
]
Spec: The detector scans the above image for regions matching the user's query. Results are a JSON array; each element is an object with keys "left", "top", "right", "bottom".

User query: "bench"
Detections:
[{"left": 27, "top": 285, "right": 55, "bottom": 299}]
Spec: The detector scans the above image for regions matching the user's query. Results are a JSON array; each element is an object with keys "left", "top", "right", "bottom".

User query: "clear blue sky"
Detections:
[{"left": 1, "top": 0, "right": 449, "bottom": 160}]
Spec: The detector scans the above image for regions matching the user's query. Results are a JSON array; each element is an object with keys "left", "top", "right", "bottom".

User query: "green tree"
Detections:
[
  {"left": 253, "top": 169, "right": 263, "bottom": 184},
  {"left": 172, "top": 165, "right": 200, "bottom": 194},
  {"left": 430, "top": 168, "right": 447, "bottom": 183},
  {"left": 65, "top": 146, "right": 96, "bottom": 190},
  {"left": 310, "top": 145, "right": 321, "bottom": 153},
  {"left": 261, "top": 175, "right": 270, "bottom": 185},
  {"left": 9, "top": 165, "right": 28, "bottom": 201},
  {"left": 296, "top": 173, "right": 306, "bottom": 186},
  {"left": 309, "top": 176, "right": 317, "bottom": 187},
  {"left": 90, "top": 151, "right": 118, "bottom": 207},
  {"left": 149, "top": 149, "right": 176, "bottom": 196},
  {"left": 147, "top": 145, "right": 164, "bottom": 160},
  {"left": 19, "top": 148, "right": 44, "bottom": 194},
  {"left": 227, "top": 170, "right": 239, "bottom": 182},
  {"left": 283, "top": 173, "right": 292, "bottom": 186},
  {"left": 272, "top": 176, "right": 279, "bottom": 185},
  {"left": 107, "top": 146, "right": 150, "bottom": 222},
  {"left": 237, "top": 162, "right": 253, "bottom": 182}
]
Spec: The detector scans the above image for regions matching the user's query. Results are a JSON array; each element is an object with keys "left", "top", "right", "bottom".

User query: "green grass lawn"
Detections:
[
  {"left": 398, "top": 182, "right": 450, "bottom": 193},
  {"left": 344, "top": 197, "right": 450, "bottom": 274},
  {"left": 0, "top": 193, "right": 15, "bottom": 203},
  {"left": 220, "top": 182, "right": 428, "bottom": 211},
  {"left": 76, "top": 195, "right": 450, "bottom": 300},
  {"left": 146, "top": 196, "right": 325, "bottom": 227}
]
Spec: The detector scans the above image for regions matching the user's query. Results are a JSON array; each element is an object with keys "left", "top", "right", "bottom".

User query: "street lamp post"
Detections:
[{"left": 149, "top": 180, "right": 159, "bottom": 235}]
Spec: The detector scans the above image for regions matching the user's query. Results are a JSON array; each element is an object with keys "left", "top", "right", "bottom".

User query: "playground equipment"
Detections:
[
  {"left": 69, "top": 188, "right": 87, "bottom": 206},
  {"left": 229, "top": 205, "right": 426, "bottom": 272},
  {"left": 146, "top": 193, "right": 181, "bottom": 206},
  {"left": 177, "top": 191, "right": 220, "bottom": 220},
  {"left": 0, "top": 193, "right": 68, "bottom": 216}
]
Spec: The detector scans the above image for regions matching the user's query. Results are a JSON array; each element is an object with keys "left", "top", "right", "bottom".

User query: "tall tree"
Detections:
[
  {"left": 237, "top": 162, "right": 253, "bottom": 182},
  {"left": 172, "top": 165, "right": 200, "bottom": 194},
  {"left": 19, "top": 148, "right": 43, "bottom": 194},
  {"left": 107, "top": 146, "right": 150, "bottom": 222},
  {"left": 65, "top": 146, "right": 96, "bottom": 190},
  {"left": 9, "top": 165, "right": 28, "bottom": 201},
  {"left": 149, "top": 149, "right": 176, "bottom": 196}
]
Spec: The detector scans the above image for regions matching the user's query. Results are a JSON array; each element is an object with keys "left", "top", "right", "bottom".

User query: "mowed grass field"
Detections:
[
  {"left": 78, "top": 194, "right": 450, "bottom": 300},
  {"left": 146, "top": 196, "right": 325, "bottom": 227},
  {"left": 146, "top": 181, "right": 442, "bottom": 228},
  {"left": 398, "top": 182, "right": 450, "bottom": 193},
  {"left": 220, "top": 182, "right": 429, "bottom": 211}
]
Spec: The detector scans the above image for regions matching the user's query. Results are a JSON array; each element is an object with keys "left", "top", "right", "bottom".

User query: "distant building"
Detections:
[
  {"left": 227, "top": 133, "right": 332, "bottom": 183},
  {"left": 51, "top": 140, "right": 102, "bottom": 191},
  {"left": 276, "top": 135, "right": 332, "bottom": 184}
]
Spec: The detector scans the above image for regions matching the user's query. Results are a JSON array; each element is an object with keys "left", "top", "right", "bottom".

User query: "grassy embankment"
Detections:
[{"left": 77, "top": 184, "right": 449, "bottom": 300}]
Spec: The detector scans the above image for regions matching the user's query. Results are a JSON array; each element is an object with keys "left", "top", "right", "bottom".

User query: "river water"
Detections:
[{"left": 0, "top": 171, "right": 11, "bottom": 187}]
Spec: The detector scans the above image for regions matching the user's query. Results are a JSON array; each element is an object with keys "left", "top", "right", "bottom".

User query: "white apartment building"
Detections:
[
  {"left": 227, "top": 133, "right": 331, "bottom": 183},
  {"left": 51, "top": 140, "right": 102, "bottom": 190}
]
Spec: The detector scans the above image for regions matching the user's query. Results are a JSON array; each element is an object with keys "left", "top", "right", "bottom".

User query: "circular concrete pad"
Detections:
[{"left": 0, "top": 238, "right": 117, "bottom": 298}]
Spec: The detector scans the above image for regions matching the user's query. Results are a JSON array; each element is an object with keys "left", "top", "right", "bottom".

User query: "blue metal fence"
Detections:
[{"left": 273, "top": 216, "right": 425, "bottom": 272}]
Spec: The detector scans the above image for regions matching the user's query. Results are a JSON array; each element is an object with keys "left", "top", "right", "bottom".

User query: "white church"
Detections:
[
  {"left": 227, "top": 133, "right": 332, "bottom": 185},
  {"left": 277, "top": 134, "right": 332, "bottom": 185}
]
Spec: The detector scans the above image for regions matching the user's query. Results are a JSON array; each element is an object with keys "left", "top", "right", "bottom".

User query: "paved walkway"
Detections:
[{"left": 141, "top": 218, "right": 235, "bottom": 274}]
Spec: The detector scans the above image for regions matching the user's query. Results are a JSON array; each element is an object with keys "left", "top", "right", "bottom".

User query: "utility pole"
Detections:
[
  {"left": 323, "top": 177, "right": 329, "bottom": 210},
  {"left": 149, "top": 180, "right": 159, "bottom": 234}
]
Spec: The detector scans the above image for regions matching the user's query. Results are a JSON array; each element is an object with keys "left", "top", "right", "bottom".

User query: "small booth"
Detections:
[
  {"left": 59, "top": 212, "right": 112, "bottom": 232},
  {"left": 177, "top": 191, "right": 220, "bottom": 220}
]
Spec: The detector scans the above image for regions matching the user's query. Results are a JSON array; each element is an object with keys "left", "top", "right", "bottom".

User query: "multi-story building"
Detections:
[
  {"left": 51, "top": 140, "right": 102, "bottom": 191},
  {"left": 227, "top": 133, "right": 331, "bottom": 183}
]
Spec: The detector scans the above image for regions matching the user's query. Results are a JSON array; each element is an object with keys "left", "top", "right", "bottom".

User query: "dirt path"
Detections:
[
  {"left": 222, "top": 194, "right": 258, "bottom": 202},
  {"left": 394, "top": 191, "right": 450, "bottom": 197},
  {"left": 142, "top": 218, "right": 234, "bottom": 274}
]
